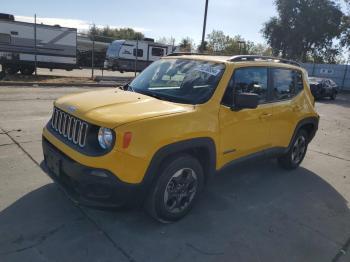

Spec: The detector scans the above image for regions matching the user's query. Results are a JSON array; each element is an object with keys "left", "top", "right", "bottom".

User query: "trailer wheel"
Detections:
[
  {"left": 3, "top": 65, "right": 19, "bottom": 75},
  {"left": 20, "top": 66, "right": 35, "bottom": 75}
]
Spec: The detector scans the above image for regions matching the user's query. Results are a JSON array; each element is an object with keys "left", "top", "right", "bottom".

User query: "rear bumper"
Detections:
[{"left": 42, "top": 137, "right": 144, "bottom": 208}]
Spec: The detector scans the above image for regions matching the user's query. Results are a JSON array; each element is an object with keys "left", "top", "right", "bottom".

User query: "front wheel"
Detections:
[
  {"left": 145, "top": 154, "right": 204, "bottom": 223},
  {"left": 330, "top": 91, "right": 337, "bottom": 100},
  {"left": 3, "top": 64, "right": 19, "bottom": 75},
  {"left": 278, "top": 129, "right": 309, "bottom": 170}
]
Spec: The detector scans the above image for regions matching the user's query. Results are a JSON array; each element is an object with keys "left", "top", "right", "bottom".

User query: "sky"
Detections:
[{"left": 2, "top": 0, "right": 278, "bottom": 45}]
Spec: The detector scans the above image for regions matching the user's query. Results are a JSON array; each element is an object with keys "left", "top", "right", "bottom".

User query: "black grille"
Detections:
[{"left": 51, "top": 107, "right": 89, "bottom": 148}]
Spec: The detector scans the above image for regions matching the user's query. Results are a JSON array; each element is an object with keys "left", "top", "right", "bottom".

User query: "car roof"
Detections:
[{"left": 163, "top": 54, "right": 303, "bottom": 70}]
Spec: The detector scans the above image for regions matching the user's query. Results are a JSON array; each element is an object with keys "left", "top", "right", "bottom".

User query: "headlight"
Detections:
[{"left": 98, "top": 127, "right": 114, "bottom": 149}]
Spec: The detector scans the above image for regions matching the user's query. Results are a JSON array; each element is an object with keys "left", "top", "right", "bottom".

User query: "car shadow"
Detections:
[
  {"left": 316, "top": 93, "right": 350, "bottom": 108},
  {"left": 0, "top": 159, "right": 349, "bottom": 262}
]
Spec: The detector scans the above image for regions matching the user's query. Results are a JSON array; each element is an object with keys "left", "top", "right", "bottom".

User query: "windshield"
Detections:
[{"left": 129, "top": 58, "right": 225, "bottom": 104}]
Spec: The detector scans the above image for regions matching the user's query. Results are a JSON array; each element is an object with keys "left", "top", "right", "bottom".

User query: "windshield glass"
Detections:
[{"left": 129, "top": 58, "right": 225, "bottom": 104}]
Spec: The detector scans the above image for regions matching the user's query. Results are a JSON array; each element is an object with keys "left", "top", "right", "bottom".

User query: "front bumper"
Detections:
[{"left": 42, "top": 137, "right": 144, "bottom": 208}]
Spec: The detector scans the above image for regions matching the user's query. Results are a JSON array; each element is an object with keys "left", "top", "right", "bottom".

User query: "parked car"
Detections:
[
  {"left": 42, "top": 55, "right": 319, "bottom": 222},
  {"left": 309, "top": 77, "right": 338, "bottom": 100}
]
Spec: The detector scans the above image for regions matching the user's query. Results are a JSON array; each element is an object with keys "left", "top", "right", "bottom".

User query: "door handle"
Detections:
[{"left": 259, "top": 113, "right": 272, "bottom": 120}]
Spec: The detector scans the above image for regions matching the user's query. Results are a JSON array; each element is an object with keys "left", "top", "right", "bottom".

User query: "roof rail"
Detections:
[
  {"left": 228, "top": 55, "right": 301, "bottom": 67},
  {"left": 167, "top": 52, "right": 206, "bottom": 57}
]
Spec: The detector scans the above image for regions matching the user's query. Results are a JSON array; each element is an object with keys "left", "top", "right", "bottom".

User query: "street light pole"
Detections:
[
  {"left": 200, "top": 0, "right": 209, "bottom": 53},
  {"left": 34, "top": 14, "right": 37, "bottom": 77}
]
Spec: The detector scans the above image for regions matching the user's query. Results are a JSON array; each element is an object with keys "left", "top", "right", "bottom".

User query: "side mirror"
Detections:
[{"left": 232, "top": 93, "right": 259, "bottom": 110}]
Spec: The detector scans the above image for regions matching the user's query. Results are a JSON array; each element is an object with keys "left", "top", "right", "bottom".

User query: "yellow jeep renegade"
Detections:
[{"left": 42, "top": 54, "right": 319, "bottom": 222}]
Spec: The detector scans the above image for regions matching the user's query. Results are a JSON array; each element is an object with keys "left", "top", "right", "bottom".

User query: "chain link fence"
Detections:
[{"left": 302, "top": 62, "right": 350, "bottom": 91}]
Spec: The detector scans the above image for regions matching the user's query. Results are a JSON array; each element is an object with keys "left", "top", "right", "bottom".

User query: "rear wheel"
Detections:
[
  {"left": 145, "top": 154, "right": 204, "bottom": 223},
  {"left": 278, "top": 129, "right": 308, "bottom": 170},
  {"left": 20, "top": 66, "right": 35, "bottom": 75}
]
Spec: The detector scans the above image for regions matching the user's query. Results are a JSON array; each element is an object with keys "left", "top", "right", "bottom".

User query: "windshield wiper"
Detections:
[
  {"left": 137, "top": 90, "right": 192, "bottom": 104},
  {"left": 117, "top": 82, "right": 135, "bottom": 92}
]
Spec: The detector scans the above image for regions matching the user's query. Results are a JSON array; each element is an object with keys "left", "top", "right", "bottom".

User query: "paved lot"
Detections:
[{"left": 0, "top": 86, "right": 349, "bottom": 262}]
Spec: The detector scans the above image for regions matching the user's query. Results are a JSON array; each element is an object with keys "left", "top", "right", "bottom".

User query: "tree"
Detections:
[
  {"left": 206, "top": 30, "right": 230, "bottom": 52},
  {"left": 157, "top": 37, "right": 176, "bottom": 46},
  {"left": 249, "top": 43, "right": 273, "bottom": 56},
  {"left": 262, "top": 0, "right": 344, "bottom": 62},
  {"left": 205, "top": 30, "right": 271, "bottom": 56},
  {"left": 179, "top": 37, "right": 194, "bottom": 52},
  {"left": 341, "top": 0, "right": 350, "bottom": 53},
  {"left": 88, "top": 25, "right": 144, "bottom": 42}
]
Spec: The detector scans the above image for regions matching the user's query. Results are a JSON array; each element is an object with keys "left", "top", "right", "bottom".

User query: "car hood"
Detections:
[{"left": 54, "top": 89, "right": 193, "bottom": 128}]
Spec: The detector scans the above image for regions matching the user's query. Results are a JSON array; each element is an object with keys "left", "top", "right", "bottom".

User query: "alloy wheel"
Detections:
[
  {"left": 291, "top": 135, "right": 306, "bottom": 164},
  {"left": 163, "top": 168, "right": 198, "bottom": 214}
]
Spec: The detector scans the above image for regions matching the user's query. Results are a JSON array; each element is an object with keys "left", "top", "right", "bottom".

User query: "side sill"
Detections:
[{"left": 217, "top": 147, "right": 286, "bottom": 173}]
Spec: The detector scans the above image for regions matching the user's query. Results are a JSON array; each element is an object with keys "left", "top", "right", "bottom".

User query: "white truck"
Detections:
[
  {"left": 0, "top": 13, "right": 77, "bottom": 75},
  {"left": 104, "top": 39, "right": 176, "bottom": 73}
]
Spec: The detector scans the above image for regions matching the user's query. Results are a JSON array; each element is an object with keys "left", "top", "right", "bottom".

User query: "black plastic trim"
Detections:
[
  {"left": 42, "top": 137, "right": 142, "bottom": 208},
  {"left": 46, "top": 118, "right": 115, "bottom": 157},
  {"left": 218, "top": 147, "right": 285, "bottom": 172},
  {"left": 229, "top": 55, "right": 301, "bottom": 67},
  {"left": 140, "top": 137, "right": 217, "bottom": 194},
  {"left": 286, "top": 116, "right": 319, "bottom": 152}
]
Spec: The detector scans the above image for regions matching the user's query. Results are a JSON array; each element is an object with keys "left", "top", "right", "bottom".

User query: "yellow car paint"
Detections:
[{"left": 43, "top": 56, "right": 318, "bottom": 185}]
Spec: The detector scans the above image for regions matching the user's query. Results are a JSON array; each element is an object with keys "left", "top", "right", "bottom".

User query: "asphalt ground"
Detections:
[{"left": 0, "top": 86, "right": 349, "bottom": 262}]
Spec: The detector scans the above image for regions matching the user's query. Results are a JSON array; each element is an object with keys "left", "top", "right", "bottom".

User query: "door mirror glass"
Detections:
[{"left": 233, "top": 92, "right": 259, "bottom": 110}]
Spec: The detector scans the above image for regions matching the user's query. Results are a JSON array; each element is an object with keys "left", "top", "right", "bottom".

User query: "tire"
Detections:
[
  {"left": 20, "top": 66, "right": 35, "bottom": 75},
  {"left": 145, "top": 154, "right": 204, "bottom": 223},
  {"left": 330, "top": 91, "right": 336, "bottom": 100},
  {"left": 278, "top": 129, "right": 309, "bottom": 170},
  {"left": 3, "top": 65, "right": 19, "bottom": 75}
]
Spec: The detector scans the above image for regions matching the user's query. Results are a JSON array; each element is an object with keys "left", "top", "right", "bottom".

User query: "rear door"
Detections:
[{"left": 269, "top": 68, "right": 305, "bottom": 148}]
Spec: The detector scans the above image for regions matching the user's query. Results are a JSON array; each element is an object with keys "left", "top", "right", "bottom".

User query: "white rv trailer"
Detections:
[
  {"left": 0, "top": 14, "right": 77, "bottom": 75},
  {"left": 104, "top": 39, "right": 175, "bottom": 72}
]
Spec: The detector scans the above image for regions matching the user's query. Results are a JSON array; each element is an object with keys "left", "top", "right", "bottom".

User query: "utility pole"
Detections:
[
  {"left": 134, "top": 35, "right": 139, "bottom": 77},
  {"left": 91, "top": 35, "right": 95, "bottom": 80},
  {"left": 34, "top": 14, "right": 37, "bottom": 77},
  {"left": 200, "top": 0, "right": 209, "bottom": 53}
]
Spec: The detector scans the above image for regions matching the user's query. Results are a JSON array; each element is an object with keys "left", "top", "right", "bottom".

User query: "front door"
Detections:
[{"left": 219, "top": 67, "right": 272, "bottom": 167}]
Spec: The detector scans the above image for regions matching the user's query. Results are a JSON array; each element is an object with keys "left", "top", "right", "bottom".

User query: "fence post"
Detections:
[
  {"left": 134, "top": 36, "right": 138, "bottom": 77},
  {"left": 311, "top": 62, "right": 316, "bottom": 76},
  {"left": 91, "top": 35, "right": 95, "bottom": 80},
  {"left": 341, "top": 63, "right": 348, "bottom": 91},
  {"left": 34, "top": 14, "right": 37, "bottom": 77}
]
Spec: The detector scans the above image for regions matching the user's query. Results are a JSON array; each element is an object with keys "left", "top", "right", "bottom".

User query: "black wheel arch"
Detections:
[
  {"left": 287, "top": 116, "right": 319, "bottom": 151},
  {"left": 141, "top": 137, "right": 216, "bottom": 194}
]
